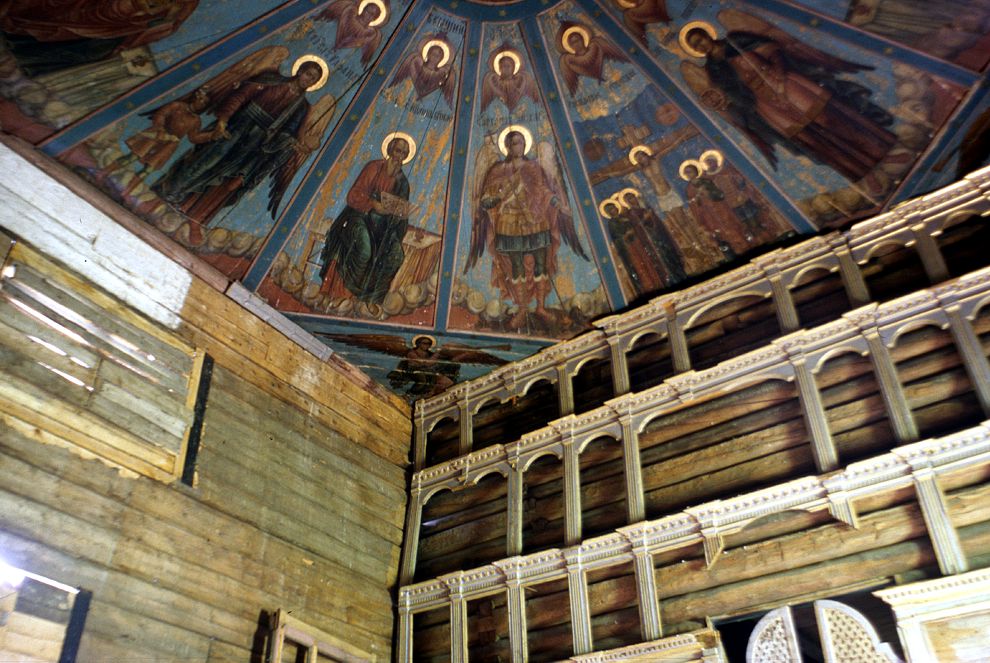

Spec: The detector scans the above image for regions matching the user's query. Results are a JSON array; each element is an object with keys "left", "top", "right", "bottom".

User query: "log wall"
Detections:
[{"left": 0, "top": 142, "right": 412, "bottom": 662}]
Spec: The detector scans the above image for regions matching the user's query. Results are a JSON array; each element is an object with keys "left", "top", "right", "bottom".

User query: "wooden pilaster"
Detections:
[
  {"left": 912, "top": 226, "right": 950, "bottom": 284},
  {"left": 563, "top": 438, "right": 583, "bottom": 546},
  {"left": 912, "top": 467, "right": 968, "bottom": 575},
  {"left": 631, "top": 546, "right": 662, "bottom": 641},
  {"left": 444, "top": 574, "right": 470, "bottom": 663},
  {"left": 607, "top": 336, "right": 631, "bottom": 396},
  {"left": 664, "top": 303, "right": 691, "bottom": 374},
  {"left": 619, "top": 414, "right": 646, "bottom": 523},
  {"left": 396, "top": 603, "right": 413, "bottom": 663},
  {"left": 556, "top": 364, "right": 574, "bottom": 416},
  {"left": 457, "top": 398, "right": 472, "bottom": 457},
  {"left": 507, "top": 459, "right": 524, "bottom": 557},
  {"left": 945, "top": 305, "right": 990, "bottom": 417},
  {"left": 493, "top": 559, "right": 530, "bottom": 663},
  {"left": 861, "top": 324, "right": 920, "bottom": 444},
  {"left": 828, "top": 235, "right": 871, "bottom": 307},
  {"left": 399, "top": 487, "right": 423, "bottom": 586},
  {"left": 768, "top": 271, "right": 801, "bottom": 333},
  {"left": 564, "top": 552, "right": 594, "bottom": 655},
  {"left": 790, "top": 353, "right": 840, "bottom": 472}
]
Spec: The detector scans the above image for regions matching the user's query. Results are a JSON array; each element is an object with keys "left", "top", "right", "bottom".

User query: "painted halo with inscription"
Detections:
[
  {"left": 357, "top": 0, "right": 388, "bottom": 26},
  {"left": 561, "top": 25, "right": 591, "bottom": 54},
  {"left": 291, "top": 54, "right": 329, "bottom": 91},
  {"left": 678, "top": 158, "right": 704, "bottom": 181},
  {"left": 493, "top": 49, "right": 522, "bottom": 75},
  {"left": 498, "top": 124, "right": 533, "bottom": 156},
  {"left": 679, "top": 20, "right": 718, "bottom": 58},
  {"left": 700, "top": 149, "right": 724, "bottom": 174},
  {"left": 422, "top": 39, "right": 451, "bottom": 67},
  {"left": 381, "top": 131, "right": 417, "bottom": 163},
  {"left": 628, "top": 144, "right": 654, "bottom": 166}
]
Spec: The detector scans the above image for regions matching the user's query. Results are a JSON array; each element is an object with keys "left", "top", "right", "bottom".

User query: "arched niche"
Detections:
[
  {"left": 578, "top": 434, "right": 627, "bottom": 540},
  {"left": 639, "top": 377, "right": 811, "bottom": 520},
  {"left": 684, "top": 292, "right": 782, "bottom": 372},
  {"left": 790, "top": 265, "right": 852, "bottom": 329},
  {"left": 521, "top": 451, "right": 566, "bottom": 556},
  {"left": 415, "top": 470, "right": 508, "bottom": 582},
  {"left": 859, "top": 241, "right": 930, "bottom": 303},
  {"left": 425, "top": 415, "right": 459, "bottom": 468},
  {"left": 935, "top": 212, "right": 990, "bottom": 278},
  {"left": 572, "top": 355, "right": 615, "bottom": 415},
  {"left": 626, "top": 330, "right": 674, "bottom": 392},
  {"left": 814, "top": 346, "right": 896, "bottom": 464},
  {"left": 472, "top": 379, "right": 560, "bottom": 452},
  {"left": 890, "top": 320, "right": 983, "bottom": 439}
]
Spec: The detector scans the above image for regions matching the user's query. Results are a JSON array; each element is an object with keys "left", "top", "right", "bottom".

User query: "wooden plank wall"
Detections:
[{"left": 0, "top": 144, "right": 413, "bottom": 661}]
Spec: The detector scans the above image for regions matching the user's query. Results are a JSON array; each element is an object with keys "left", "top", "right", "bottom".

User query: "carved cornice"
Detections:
[{"left": 568, "top": 631, "right": 717, "bottom": 662}]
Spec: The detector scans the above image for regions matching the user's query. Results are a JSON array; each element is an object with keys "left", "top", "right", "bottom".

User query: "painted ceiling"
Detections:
[{"left": 2, "top": 0, "right": 989, "bottom": 401}]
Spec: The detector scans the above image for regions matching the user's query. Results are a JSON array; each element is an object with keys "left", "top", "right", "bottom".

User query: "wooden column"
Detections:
[
  {"left": 396, "top": 603, "right": 413, "bottom": 663},
  {"left": 619, "top": 413, "right": 646, "bottom": 523},
  {"left": 945, "top": 305, "right": 990, "bottom": 417},
  {"left": 414, "top": 406, "right": 428, "bottom": 470},
  {"left": 664, "top": 303, "right": 691, "bottom": 374},
  {"left": 556, "top": 364, "right": 575, "bottom": 416},
  {"left": 861, "top": 323, "right": 920, "bottom": 443},
  {"left": 562, "top": 438, "right": 583, "bottom": 546},
  {"left": 457, "top": 398, "right": 472, "bottom": 457},
  {"left": 912, "top": 225, "right": 950, "bottom": 284},
  {"left": 444, "top": 575, "right": 470, "bottom": 663},
  {"left": 564, "top": 552, "right": 593, "bottom": 655},
  {"left": 607, "top": 336, "right": 631, "bottom": 396},
  {"left": 494, "top": 560, "right": 529, "bottom": 663},
  {"left": 829, "top": 235, "right": 871, "bottom": 307},
  {"left": 790, "top": 353, "right": 840, "bottom": 472},
  {"left": 506, "top": 459, "right": 524, "bottom": 557},
  {"left": 913, "top": 467, "right": 968, "bottom": 575},
  {"left": 399, "top": 487, "right": 423, "bottom": 585},
  {"left": 631, "top": 545, "right": 662, "bottom": 641},
  {"left": 768, "top": 271, "right": 801, "bottom": 333}
]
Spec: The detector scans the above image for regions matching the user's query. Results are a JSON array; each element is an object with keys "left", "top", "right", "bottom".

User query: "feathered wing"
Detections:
[
  {"left": 268, "top": 94, "right": 337, "bottom": 216},
  {"left": 317, "top": 0, "right": 352, "bottom": 22},
  {"left": 390, "top": 50, "right": 420, "bottom": 89},
  {"left": 318, "top": 332, "right": 412, "bottom": 358},
  {"left": 594, "top": 35, "right": 629, "bottom": 65},
  {"left": 479, "top": 71, "right": 498, "bottom": 113},
  {"left": 440, "top": 64, "right": 457, "bottom": 108},
  {"left": 465, "top": 139, "right": 502, "bottom": 272},
  {"left": 559, "top": 55, "right": 581, "bottom": 96},
  {"left": 360, "top": 30, "right": 381, "bottom": 64},
  {"left": 202, "top": 46, "right": 291, "bottom": 111},
  {"left": 537, "top": 141, "right": 588, "bottom": 261},
  {"left": 679, "top": 60, "right": 778, "bottom": 168},
  {"left": 436, "top": 342, "right": 510, "bottom": 365},
  {"left": 717, "top": 8, "right": 868, "bottom": 74},
  {"left": 519, "top": 71, "right": 539, "bottom": 106}
]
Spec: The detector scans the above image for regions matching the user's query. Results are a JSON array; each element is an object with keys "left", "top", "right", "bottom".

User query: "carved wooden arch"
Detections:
[
  {"left": 857, "top": 236, "right": 916, "bottom": 264},
  {"left": 883, "top": 315, "right": 950, "bottom": 349},
  {"left": 625, "top": 327, "right": 667, "bottom": 355},
  {"left": 521, "top": 375, "right": 556, "bottom": 396},
  {"left": 968, "top": 292, "right": 990, "bottom": 320},
  {"left": 425, "top": 413, "right": 457, "bottom": 435},
  {"left": 790, "top": 260, "right": 841, "bottom": 289},
  {"left": 683, "top": 288, "right": 774, "bottom": 330},
  {"left": 422, "top": 483, "right": 456, "bottom": 506},
  {"left": 935, "top": 206, "right": 987, "bottom": 232},
  {"left": 576, "top": 430, "right": 622, "bottom": 456},
  {"left": 569, "top": 349, "right": 612, "bottom": 379},
  {"left": 520, "top": 447, "right": 564, "bottom": 473},
  {"left": 811, "top": 343, "right": 871, "bottom": 375},
  {"left": 719, "top": 370, "right": 797, "bottom": 398},
  {"left": 472, "top": 393, "right": 503, "bottom": 416}
]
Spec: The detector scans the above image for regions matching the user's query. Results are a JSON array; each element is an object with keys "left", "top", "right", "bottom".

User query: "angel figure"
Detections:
[
  {"left": 465, "top": 126, "right": 589, "bottom": 330},
  {"left": 389, "top": 34, "right": 457, "bottom": 108},
  {"left": 679, "top": 11, "right": 896, "bottom": 181},
  {"left": 316, "top": 0, "right": 389, "bottom": 65},
  {"left": 556, "top": 21, "right": 628, "bottom": 96},
  {"left": 612, "top": 0, "right": 670, "bottom": 44},
  {"left": 480, "top": 46, "right": 538, "bottom": 113},
  {"left": 153, "top": 47, "right": 337, "bottom": 232},
  {"left": 322, "top": 333, "right": 508, "bottom": 399}
]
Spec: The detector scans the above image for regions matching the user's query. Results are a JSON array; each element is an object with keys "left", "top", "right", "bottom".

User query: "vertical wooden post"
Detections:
[
  {"left": 864, "top": 331, "right": 920, "bottom": 444},
  {"left": 607, "top": 336, "right": 631, "bottom": 396},
  {"left": 396, "top": 600, "right": 414, "bottom": 663},
  {"left": 618, "top": 412, "right": 646, "bottom": 523},
  {"left": 444, "top": 574, "right": 470, "bottom": 663},
  {"left": 828, "top": 235, "right": 871, "bottom": 307},
  {"left": 414, "top": 404, "right": 427, "bottom": 470},
  {"left": 790, "top": 353, "right": 840, "bottom": 472},
  {"left": 945, "top": 305, "right": 990, "bottom": 417},
  {"left": 913, "top": 466, "right": 968, "bottom": 575},
  {"left": 631, "top": 545, "right": 662, "bottom": 641},
  {"left": 912, "top": 225, "right": 950, "bottom": 284},
  {"left": 506, "top": 457, "right": 524, "bottom": 557},
  {"left": 457, "top": 398, "right": 472, "bottom": 457},
  {"left": 664, "top": 302, "right": 691, "bottom": 374},
  {"left": 767, "top": 269, "right": 801, "bottom": 333},
  {"left": 562, "top": 437, "right": 583, "bottom": 546},
  {"left": 556, "top": 364, "right": 575, "bottom": 416},
  {"left": 495, "top": 560, "right": 529, "bottom": 663},
  {"left": 399, "top": 486, "right": 423, "bottom": 586},
  {"left": 564, "top": 551, "right": 594, "bottom": 655}
]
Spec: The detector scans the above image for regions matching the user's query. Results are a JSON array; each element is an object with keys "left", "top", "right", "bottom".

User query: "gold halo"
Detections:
[
  {"left": 381, "top": 131, "right": 416, "bottom": 164},
  {"left": 292, "top": 54, "right": 329, "bottom": 91},
  {"left": 493, "top": 49, "right": 521, "bottom": 75},
  {"left": 561, "top": 25, "right": 591, "bottom": 54},
  {"left": 627, "top": 144, "right": 654, "bottom": 166},
  {"left": 598, "top": 195, "right": 622, "bottom": 219},
  {"left": 412, "top": 334, "right": 436, "bottom": 346},
  {"left": 497, "top": 125, "right": 533, "bottom": 156},
  {"left": 617, "top": 188, "right": 641, "bottom": 207},
  {"left": 421, "top": 39, "right": 451, "bottom": 67},
  {"left": 678, "top": 158, "right": 704, "bottom": 181},
  {"left": 700, "top": 149, "right": 724, "bottom": 174},
  {"left": 358, "top": 0, "right": 387, "bottom": 27},
  {"left": 678, "top": 20, "right": 718, "bottom": 58}
]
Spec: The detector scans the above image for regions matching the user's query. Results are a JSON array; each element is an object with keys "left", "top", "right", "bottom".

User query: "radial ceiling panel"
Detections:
[{"left": 1, "top": 0, "right": 987, "bottom": 400}]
